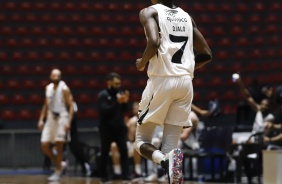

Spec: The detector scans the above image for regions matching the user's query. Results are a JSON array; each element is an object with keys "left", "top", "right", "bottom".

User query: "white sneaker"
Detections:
[
  {"left": 158, "top": 175, "right": 168, "bottom": 183},
  {"left": 48, "top": 173, "right": 60, "bottom": 181},
  {"left": 161, "top": 148, "right": 184, "bottom": 184},
  {"left": 144, "top": 173, "right": 158, "bottom": 182}
]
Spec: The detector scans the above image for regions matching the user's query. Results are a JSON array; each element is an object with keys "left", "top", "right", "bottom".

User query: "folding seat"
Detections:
[
  {"left": 269, "top": 2, "right": 282, "bottom": 11},
  {"left": 230, "top": 26, "right": 243, "bottom": 35},
  {"left": 64, "top": 65, "right": 77, "bottom": 75},
  {"left": 209, "top": 77, "right": 223, "bottom": 87},
  {"left": 107, "top": 3, "right": 118, "bottom": 11},
  {"left": 193, "top": 78, "right": 205, "bottom": 88},
  {"left": 212, "top": 63, "right": 225, "bottom": 73},
  {"left": 0, "top": 14, "right": 5, "bottom": 23},
  {"left": 236, "top": 3, "right": 248, "bottom": 13},
  {"left": 7, "top": 39, "right": 18, "bottom": 47},
  {"left": 253, "top": 3, "right": 265, "bottom": 12},
  {"left": 41, "top": 14, "right": 51, "bottom": 23},
  {"left": 11, "top": 14, "right": 22, "bottom": 22},
  {"left": 218, "top": 38, "right": 231, "bottom": 47},
  {"left": 35, "top": 2, "right": 46, "bottom": 10},
  {"left": 7, "top": 80, "right": 20, "bottom": 90},
  {"left": 76, "top": 93, "right": 91, "bottom": 104},
  {"left": 231, "top": 14, "right": 243, "bottom": 24},
  {"left": 49, "top": 2, "right": 61, "bottom": 10},
  {"left": 136, "top": 79, "right": 147, "bottom": 89},
  {"left": 26, "top": 13, "right": 37, "bottom": 22},
  {"left": 17, "top": 65, "right": 30, "bottom": 75},
  {"left": 83, "top": 108, "right": 98, "bottom": 119},
  {"left": 52, "top": 38, "right": 63, "bottom": 47},
  {"left": 131, "top": 92, "right": 142, "bottom": 102},
  {"left": 249, "top": 49, "right": 260, "bottom": 59},
  {"left": 62, "top": 26, "right": 73, "bottom": 35},
  {"left": 79, "top": 2, "right": 90, "bottom": 11},
  {"left": 1, "top": 65, "right": 13, "bottom": 75},
  {"left": 191, "top": 3, "right": 203, "bottom": 12},
  {"left": 122, "top": 3, "right": 133, "bottom": 11},
  {"left": 248, "top": 26, "right": 260, "bottom": 34},
  {"left": 58, "top": 52, "right": 71, "bottom": 61},
  {"left": 212, "top": 27, "right": 224, "bottom": 36},
  {"left": 111, "top": 66, "right": 123, "bottom": 74},
  {"left": 80, "top": 65, "right": 93, "bottom": 75},
  {"left": 206, "top": 91, "right": 218, "bottom": 100},
  {"left": 82, "top": 38, "right": 95, "bottom": 47},
  {"left": 29, "top": 94, "right": 44, "bottom": 104},
  {"left": 16, "top": 26, "right": 28, "bottom": 35},
  {"left": 245, "top": 63, "right": 259, "bottom": 72},
  {"left": 70, "top": 79, "right": 84, "bottom": 89},
  {"left": 126, "top": 65, "right": 138, "bottom": 75},
  {"left": 206, "top": 3, "right": 216, "bottom": 13},
  {"left": 0, "top": 94, "right": 9, "bottom": 105},
  {"left": 253, "top": 37, "right": 264, "bottom": 46},
  {"left": 215, "top": 15, "right": 227, "bottom": 24},
  {"left": 264, "top": 48, "right": 275, "bottom": 58},
  {"left": 68, "top": 38, "right": 80, "bottom": 47},
  {"left": 95, "top": 65, "right": 108, "bottom": 75},
  {"left": 12, "top": 52, "right": 24, "bottom": 62},
  {"left": 249, "top": 14, "right": 261, "bottom": 23},
  {"left": 5, "top": 2, "right": 16, "bottom": 9},
  {"left": 222, "top": 90, "right": 236, "bottom": 100},
  {"left": 98, "top": 38, "right": 110, "bottom": 48},
  {"left": 114, "top": 15, "right": 126, "bottom": 24},
  {"left": 220, "top": 3, "right": 232, "bottom": 13},
  {"left": 37, "top": 38, "right": 49, "bottom": 47},
  {"left": 112, "top": 38, "right": 123, "bottom": 48},
  {"left": 106, "top": 26, "right": 118, "bottom": 36},
  {"left": 0, "top": 51, "right": 7, "bottom": 61},
  {"left": 1, "top": 26, "right": 12, "bottom": 35},
  {"left": 85, "top": 15, "right": 96, "bottom": 23},
  {"left": 222, "top": 105, "right": 236, "bottom": 114},
  {"left": 93, "top": 3, "right": 105, "bottom": 11},
  {"left": 198, "top": 14, "right": 211, "bottom": 24},
  {"left": 65, "top": 2, "right": 75, "bottom": 11},
  {"left": 135, "top": 3, "right": 147, "bottom": 11},
  {"left": 119, "top": 51, "right": 133, "bottom": 62},
  {"left": 104, "top": 52, "right": 116, "bottom": 62},
  {"left": 33, "top": 65, "right": 47, "bottom": 75},
  {"left": 90, "top": 52, "right": 101, "bottom": 61},
  {"left": 22, "top": 80, "right": 36, "bottom": 89},
  {"left": 86, "top": 79, "right": 100, "bottom": 89},
  {"left": 264, "top": 25, "right": 277, "bottom": 34},
  {"left": 74, "top": 51, "right": 86, "bottom": 61},
  {"left": 122, "top": 79, "right": 133, "bottom": 89},
  {"left": 265, "top": 14, "right": 280, "bottom": 23},
  {"left": 195, "top": 65, "right": 207, "bottom": 74},
  {"left": 55, "top": 14, "right": 67, "bottom": 22},
  {"left": 27, "top": 51, "right": 39, "bottom": 61},
  {"left": 0, "top": 81, "right": 3, "bottom": 90},
  {"left": 1, "top": 110, "right": 16, "bottom": 121},
  {"left": 215, "top": 51, "right": 228, "bottom": 60},
  {"left": 12, "top": 94, "right": 26, "bottom": 104},
  {"left": 121, "top": 26, "right": 132, "bottom": 36},
  {"left": 31, "top": 26, "right": 43, "bottom": 35},
  {"left": 98, "top": 15, "right": 111, "bottom": 23},
  {"left": 38, "top": 80, "right": 50, "bottom": 89},
  {"left": 128, "top": 38, "right": 139, "bottom": 48},
  {"left": 229, "top": 63, "right": 241, "bottom": 73},
  {"left": 236, "top": 37, "right": 248, "bottom": 47},
  {"left": 135, "top": 26, "right": 144, "bottom": 36},
  {"left": 18, "top": 109, "right": 33, "bottom": 120}
]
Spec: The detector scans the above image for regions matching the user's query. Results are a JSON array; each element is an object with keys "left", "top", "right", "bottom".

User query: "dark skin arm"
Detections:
[
  {"left": 63, "top": 87, "right": 74, "bottom": 132},
  {"left": 192, "top": 18, "right": 212, "bottom": 69},
  {"left": 37, "top": 97, "right": 48, "bottom": 130},
  {"left": 136, "top": 7, "right": 160, "bottom": 71}
]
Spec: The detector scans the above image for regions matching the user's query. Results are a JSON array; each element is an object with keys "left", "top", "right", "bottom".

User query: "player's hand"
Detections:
[
  {"left": 37, "top": 120, "right": 44, "bottom": 130},
  {"left": 65, "top": 123, "right": 71, "bottom": 132},
  {"left": 136, "top": 58, "right": 145, "bottom": 71},
  {"left": 263, "top": 136, "right": 270, "bottom": 143},
  {"left": 122, "top": 90, "right": 130, "bottom": 103}
]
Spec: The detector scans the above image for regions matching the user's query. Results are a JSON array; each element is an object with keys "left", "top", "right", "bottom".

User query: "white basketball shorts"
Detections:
[
  {"left": 138, "top": 75, "right": 193, "bottom": 127},
  {"left": 41, "top": 111, "right": 70, "bottom": 143}
]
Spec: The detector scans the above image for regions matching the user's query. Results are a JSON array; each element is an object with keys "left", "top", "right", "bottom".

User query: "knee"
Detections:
[{"left": 134, "top": 140, "right": 145, "bottom": 155}]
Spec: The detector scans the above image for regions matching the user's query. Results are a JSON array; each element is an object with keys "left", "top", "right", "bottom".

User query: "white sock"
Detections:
[
  {"left": 135, "top": 164, "right": 142, "bottom": 175},
  {"left": 113, "top": 165, "right": 121, "bottom": 175},
  {"left": 84, "top": 162, "right": 90, "bottom": 171},
  {"left": 152, "top": 150, "right": 165, "bottom": 164}
]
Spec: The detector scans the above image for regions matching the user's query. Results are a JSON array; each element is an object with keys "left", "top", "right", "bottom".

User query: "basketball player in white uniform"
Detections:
[
  {"left": 134, "top": 0, "right": 212, "bottom": 183},
  {"left": 37, "top": 69, "right": 74, "bottom": 181}
]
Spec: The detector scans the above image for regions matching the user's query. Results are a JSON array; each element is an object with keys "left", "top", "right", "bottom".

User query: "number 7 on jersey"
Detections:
[{"left": 169, "top": 34, "right": 188, "bottom": 64}]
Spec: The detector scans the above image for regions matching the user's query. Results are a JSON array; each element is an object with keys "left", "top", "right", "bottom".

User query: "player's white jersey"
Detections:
[
  {"left": 46, "top": 80, "right": 68, "bottom": 113},
  {"left": 147, "top": 4, "right": 194, "bottom": 77}
]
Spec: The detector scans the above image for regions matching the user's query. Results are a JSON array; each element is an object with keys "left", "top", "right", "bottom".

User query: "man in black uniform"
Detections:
[{"left": 97, "top": 72, "right": 130, "bottom": 181}]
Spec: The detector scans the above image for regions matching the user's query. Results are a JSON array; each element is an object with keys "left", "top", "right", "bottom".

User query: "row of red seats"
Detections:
[{"left": 2, "top": 2, "right": 280, "bottom": 12}]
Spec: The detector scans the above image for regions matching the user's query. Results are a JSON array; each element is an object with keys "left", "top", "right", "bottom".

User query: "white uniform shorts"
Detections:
[
  {"left": 138, "top": 75, "right": 193, "bottom": 127},
  {"left": 41, "top": 111, "right": 70, "bottom": 143}
]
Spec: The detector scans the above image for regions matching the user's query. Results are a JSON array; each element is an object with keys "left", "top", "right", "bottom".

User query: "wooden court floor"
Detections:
[{"left": 0, "top": 175, "right": 234, "bottom": 184}]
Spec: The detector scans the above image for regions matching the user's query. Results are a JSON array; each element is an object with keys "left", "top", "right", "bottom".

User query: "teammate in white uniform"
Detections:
[
  {"left": 134, "top": 0, "right": 212, "bottom": 183},
  {"left": 37, "top": 69, "right": 74, "bottom": 181}
]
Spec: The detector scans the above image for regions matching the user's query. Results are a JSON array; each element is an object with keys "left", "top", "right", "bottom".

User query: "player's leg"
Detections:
[
  {"left": 114, "top": 126, "right": 129, "bottom": 180},
  {"left": 41, "top": 117, "right": 56, "bottom": 161},
  {"left": 110, "top": 142, "right": 122, "bottom": 176},
  {"left": 135, "top": 122, "right": 165, "bottom": 164},
  {"left": 132, "top": 144, "right": 142, "bottom": 176}
]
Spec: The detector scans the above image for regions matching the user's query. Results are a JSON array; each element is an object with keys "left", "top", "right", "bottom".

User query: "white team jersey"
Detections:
[
  {"left": 147, "top": 4, "right": 195, "bottom": 77},
  {"left": 46, "top": 81, "right": 68, "bottom": 113}
]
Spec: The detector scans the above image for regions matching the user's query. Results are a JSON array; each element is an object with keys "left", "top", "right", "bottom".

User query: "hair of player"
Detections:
[{"left": 107, "top": 72, "right": 121, "bottom": 81}]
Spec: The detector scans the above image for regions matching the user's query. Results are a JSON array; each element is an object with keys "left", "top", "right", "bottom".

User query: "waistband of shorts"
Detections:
[{"left": 149, "top": 74, "right": 192, "bottom": 80}]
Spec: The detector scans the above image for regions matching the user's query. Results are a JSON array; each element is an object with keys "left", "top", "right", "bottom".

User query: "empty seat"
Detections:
[
  {"left": 80, "top": 65, "right": 93, "bottom": 75},
  {"left": 221, "top": 90, "right": 236, "bottom": 100},
  {"left": 1, "top": 110, "right": 16, "bottom": 120},
  {"left": 231, "top": 14, "right": 243, "bottom": 24},
  {"left": 76, "top": 93, "right": 91, "bottom": 104},
  {"left": 29, "top": 94, "right": 44, "bottom": 104},
  {"left": 215, "top": 51, "right": 228, "bottom": 60},
  {"left": 230, "top": 26, "right": 243, "bottom": 35},
  {"left": 218, "top": 38, "right": 231, "bottom": 47},
  {"left": 70, "top": 79, "right": 84, "bottom": 89},
  {"left": 7, "top": 80, "right": 20, "bottom": 90},
  {"left": 206, "top": 91, "right": 218, "bottom": 100},
  {"left": 249, "top": 14, "right": 261, "bottom": 23},
  {"left": 212, "top": 64, "right": 225, "bottom": 73},
  {"left": 18, "top": 109, "right": 33, "bottom": 120},
  {"left": 212, "top": 27, "right": 225, "bottom": 36},
  {"left": 111, "top": 66, "right": 123, "bottom": 74},
  {"left": 95, "top": 65, "right": 108, "bottom": 75},
  {"left": 130, "top": 92, "right": 142, "bottom": 102},
  {"left": 236, "top": 37, "right": 248, "bottom": 47},
  {"left": 64, "top": 65, "right": 77, "bottom": 75},
  {"left": 1, "top": 65, "right": 13, "bottom": 75},
  {"left": 22, "top": 80, "right": 36, "bottom": 89},
  {"left": 253, "top": 2, "right": 265, "bottom": 12},
  {"left": 236, "top": 3, "right": 248, "bottom": 12},
  {"left": 0, "top": 94, "right": 9, "bottom": 105},
  {"left": 193, "top": 78, "right": 205, "bottom": 87},
  {"left": 27, "top": 51, "right": 39, "bottom": 61},
  {"left": 17, "top": 65, "right": 30, "bottom": 75},
  {"left": 83, "top": 108, "right": 98, "bottom": 119},
  {"left": 209, "top": 77, "right": 223, "bottom": 87},
  {"left": 12, "top": 94, "right": 26, "bottom": 104},
  {"left": 86, "top": 79, "right": 100, "bottom": 89}
]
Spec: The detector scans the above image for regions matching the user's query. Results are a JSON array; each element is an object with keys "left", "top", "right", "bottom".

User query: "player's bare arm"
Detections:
[
  {"left": 191, "top": 104, "right": 210, "bottom": 117},
  {"left": 63, "top": 87, "right": 74, "bottom": 131},
  {"left": 136, "top": 7, "right": 160, "bottom": 71},
  {"left": 192, "top": 18, "right": 212, "bottom": 69},
  {"left": 180, "top": 127, "right": 192, "bottom": 141},
  {"left": 38, "top": 97, "right": 48, "bottom": 130},
  {"left": 237, "top": 76, "right": 260, "bottom": 112}
]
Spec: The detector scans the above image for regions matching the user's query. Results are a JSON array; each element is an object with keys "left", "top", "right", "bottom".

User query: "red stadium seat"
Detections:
[
  {"left": 248, "top": 26, "right": 260, "bottom": 34},
  {"left": 220, "top": 3, "right": 232, "bottom": 13},
  {"left": 233, "top": 50, "right": 246, "bottom": 60},
  {"left": 215, "top": 15, "right": 227, "bottom": 24},
  {"left": 206, "top": 3, "right": 216, "bottom": 13},
  {"left": 212, "top": 27, "right": 224, "bottom": 36},
  {"left": 231, "top": 14, "right": 243, "bottom": 24},
  {"left": 253, "top": 37, "right": 264, "bottom": 45},
  {"left": 27, "top": 51, "right": 39, "bottom": 61},
  {"left": 7, "top": 80, "right": 20, "bottom": 90},
  {"left": 206, "top": 91, "right": 218, "bottom": 100},
  {"left": 1, "top": 65, "right": 13, "bottom": 75},
  {"left": 222, "top": 105, "right": 236, "bottom": 114},
  {"left": 38, "top": 80, "right": 49, "bottom": 89},
  {"left": 95, "top": 65, "right": 108, "bottom": 75},
  {"left": 245, "top": 63, "right": 259, "bottom": 72},
  {"left": 93, "top": 3, "right": 105, "bottom": 11},
  {"left": 193, "top": 92, "right": 200, "bottom": 101},
  {"left": 86, "top": 79, "right": 100, "bottom": 89},
  {"left": 76, "top": 93, "right": 91, "bottom": 104},
  {"left": 0, "top": 94, "right": 9, "bottom": 105},
  {"left": 80, "top": 65, "right": 93, "bottom": 75},
  {"left": 119, "top": 51, "right": 133, "bottom": 62},
  {"left": 215, "top": 51, "right": 228, "bottom": 60},
  {"left": 74, "top": 52, "right": 86, "bottom": 61},
  {"left": 1, "top": 110, "right": 16, "bottom": 121},
  {"left": 249, "top": 14, "right": 261, "bottom": 23},
  {"left": 236, "top": 3, "right": 248, "bottom": 12},
  {"left": 58, "top": 52, "right": 71, "bottom": 61},
  {"left": 209, "top": 77, "right": 223, "bottom": 87},
  {"left": 107, "top": 3, "right": 118, "bottom": 11},
  {"left": 230, "top": 26, "right": 243, "bottom": 35},
  {"left": 264, "top": 25, "right": 277, "bottom": 34},
  {"left": 70, "top": 79, "right": 84, "bottom": 89},
  {"left": 29, "top": 94, "right": 44, "bottom": 104},
  {"left": 136, "top": 79, "right": 147, "bottom": 89},
  {"left": 236, "top": 37, "right": 248, "bottom": 47},
  {"left": 221, "top": 90, "right": 236, "bottom": 100},
  {"left": 212, "top": 64, "right": 225, "bottom": 73},
  {"left": 105, "top": 52, "right": 116, "bottom": 62},
  {"left": 17, "top": 65, "right": 30, "bottom": 75},
  {"left": 83, "top": 108, "right": 98, "bottom": 119},
  {"left": 230, "top": 63, "right": 242, "bottom": 73},
  {"left": 253, "top": 3, "right": 265, "bottom": 12},
  {"left": 89, "top": 52, "right": 101, "bottom": 61},
  {"left": 22, "top": 80, "right": 36, "bottom": 89},
  {"left": 0, "top": 52, "right": 7, "bottom": 61},
  {"left": 122, "top": 3, "right": 133, "bottom": 11},
  {"left": 12, "top": 94, "right": 26, "bottom": 104},
  {"left": 111, "top": 66, "right": 123, "bottom": 74},
  {"left": 193, "top": 78, "right": 205, "bottom": 87},
  {"left": 122, "top": 79, "right": 133, "bottom": 89},
  {"left": 269, "top": 2, "right": 282, "bottom": 11},
  {"left": 64, "top": 65, "right": 77, "bottom": 75},
  {"left": 131, "top": 92, "right": 142, "bottom": 102},
  {"left": 18, "top": 109, "right": 33, "bottom": 120},
  {"left": 218, "top": 38, "right": 231, "bottom": 47},
  {"left": 12, "top": 51, "right": 24, "bottom": 61}
]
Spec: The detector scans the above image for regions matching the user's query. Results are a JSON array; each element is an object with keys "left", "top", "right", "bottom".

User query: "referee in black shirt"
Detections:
[{"left": 97, "top": 73, "right": 130, "bottom": 181}]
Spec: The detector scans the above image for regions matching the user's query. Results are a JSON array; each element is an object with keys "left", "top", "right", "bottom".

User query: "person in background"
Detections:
[
  {"left": 97, "top": 72, "right": 130, "bottom": 182},
  {"left": 37, "top": 69, "right": 74, "bottom": 181}
]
